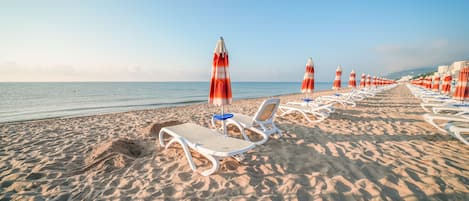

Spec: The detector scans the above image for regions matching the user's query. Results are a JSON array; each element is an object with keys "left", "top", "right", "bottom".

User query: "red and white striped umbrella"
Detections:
[
  {"left": 432, "top": 74, "right": 440, "bottom": 92},
  {"left": 332, "top": 65, "right": 342, "bottom": 90},
  {"left": 348, "top": 70, "right": 356, "bottom": 88},
  {"left": 426, "top": 76, "right": 432, "bottom": 89},
  {"left": 366, "top": 74, "right": 372, "bottom": 87},
  {"left": 453, "top": 66, "right": 469, "bottom": 101},
  {"left": 209, "top": 37, "right": 232, "bottom": 136},
  {"left": 360, "top": 73, "right": 366, "bottom": 88},
  {"left": 301, "top": 57, "right": 315, "bottom": 93},
  {"left": 209, "top": 37, "right": 231, "bottom": 106},
  {"left": 441, "top": 73, "right": 452, "bottom": 95},
  {"left": 372, "top": 76, "right": 377, "bottom": 87}
]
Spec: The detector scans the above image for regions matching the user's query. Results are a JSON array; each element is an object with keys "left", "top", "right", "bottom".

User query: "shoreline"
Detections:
[{"left": 0, "top": 88, "right": 343, "bottom": 125}]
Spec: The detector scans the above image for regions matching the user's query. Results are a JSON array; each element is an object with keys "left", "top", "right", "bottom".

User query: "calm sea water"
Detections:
[{"left": 0, "top": 82, "right": 333, "bottom": 123}]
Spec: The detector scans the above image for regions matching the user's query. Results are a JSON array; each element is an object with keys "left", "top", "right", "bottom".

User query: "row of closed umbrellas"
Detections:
[
  {"left": 411, "top": 67, "right": 469, "bottom": 101},
  {"left": 208, "top": 37, "right": 396, "bottom": 135}
]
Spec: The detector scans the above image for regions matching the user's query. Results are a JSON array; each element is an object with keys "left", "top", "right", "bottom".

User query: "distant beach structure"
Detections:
[{"left": 450, "top": 60, "right": 469, "bottom": 79}]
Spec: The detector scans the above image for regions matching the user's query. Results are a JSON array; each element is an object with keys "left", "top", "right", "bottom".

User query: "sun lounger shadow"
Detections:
[
  {"left": 218, "top": 128, "right": 430, "bottom": 200},
  {"left": 248, "top": 122, "right": 461, "bottom": 200}
]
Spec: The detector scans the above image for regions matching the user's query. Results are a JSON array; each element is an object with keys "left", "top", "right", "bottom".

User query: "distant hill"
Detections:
[{"left": 385, "top": 67, "right": 436, "bottom": 80}]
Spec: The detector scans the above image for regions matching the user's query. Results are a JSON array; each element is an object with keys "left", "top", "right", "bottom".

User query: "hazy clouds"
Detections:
[{"left": 374, "top": 39, "right": 469, "bottom": 73}]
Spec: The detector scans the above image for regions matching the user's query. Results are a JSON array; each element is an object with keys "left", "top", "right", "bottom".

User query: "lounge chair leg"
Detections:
[
  {"left": 273, "top": 124, "right": 282, "bottom": 137},
  {"left": 165, "top": 137, "right": 197, "bottom": 171},
  {"left": 422, "top": 114, "right": 448, "bottom": 133},
  {"left": 447, "top": 127, "right": 469, "bottom": 146},
  {"left": 226, "top": 121, "right": 251, "bottom": 142},
  {"left": 198, "top": 152, "right": 220, "bottom": 176},
  {"left": 159, "top": 129, "right": 167, "bottom": 147},
  {"left": 233, "top": 154, "right": 245, "bottom": 162},
  {"left": 210, "top": 117, "right": 216, "bottom": 128},
  {"left": 301, "top": 112, "right": 316, "bottom": 123},
  {"left": 247, "top": 127, "right": 269, "bottom": 145}
]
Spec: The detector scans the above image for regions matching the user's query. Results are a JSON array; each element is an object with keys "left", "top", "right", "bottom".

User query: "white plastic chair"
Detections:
[
  {"left": 422, "top": 114, "right": 469, "bottom": 146},
  {"left": 213, "top": 98, "right": 282, "bottom": 145},
  {"left": 159, "top": 123, "right": 256, "bottom": 176}
]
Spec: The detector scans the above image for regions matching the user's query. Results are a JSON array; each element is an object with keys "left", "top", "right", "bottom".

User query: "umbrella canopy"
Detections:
[
  {"left": 209, "top": 37, "right": 232, "bottom": 136},
  {"left": 360, "top": 73, "right": 366, "bottom": 88},
  {"left": 432, "top": 74, "right": 440, "bottom": 92},
  {"left": 332, "top": 65, "right": 342, "bottom": 90},
  {"left": 301, "top": 57, "right": 315, "bottom": 93},
  {"left": 366, "top": 74, "right": 372, "bottom": 87},
  {"left": 426, "top": 76, "right": 432, "bottom": 89},
  {"left": 209, "top": 37, "right": 232, "bottom": 106},
  {"left": 453, "top": 66, "right": 469, "bottom": 101},
  {"left": 441, "top": 73, "right": 452, "bottom": 95},
  {"left": 372, "top": 76, "right": 377, "bottom": 87},
  {"left": 348, "top": 70, "right": 356, "bottom": 88}
]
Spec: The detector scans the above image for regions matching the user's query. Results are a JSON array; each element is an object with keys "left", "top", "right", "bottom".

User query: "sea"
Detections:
[{"left": 0, "top": 82, "right": 333, "bottom": 123}]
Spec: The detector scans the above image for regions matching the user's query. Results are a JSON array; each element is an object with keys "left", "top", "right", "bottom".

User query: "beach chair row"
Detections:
[
  {"left": 406, "top": 84, "right": 469, "bottom": 146},
  {"left": 159, "top": 84, "right": 397, "bottom": 176}
]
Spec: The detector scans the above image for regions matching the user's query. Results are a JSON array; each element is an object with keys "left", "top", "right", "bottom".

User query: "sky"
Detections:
[{"left": 0, "top": 0, "right": 468, "bottom": 82}]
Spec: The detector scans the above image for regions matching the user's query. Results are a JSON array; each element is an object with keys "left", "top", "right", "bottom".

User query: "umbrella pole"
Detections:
[{"left": 221, "top": 105, "right": 227, "bottom": 137}]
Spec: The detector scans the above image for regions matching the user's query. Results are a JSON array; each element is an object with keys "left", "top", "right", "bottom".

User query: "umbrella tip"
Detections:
[{"left": 220, "top": 36, "right": 224, "bottom": 40}]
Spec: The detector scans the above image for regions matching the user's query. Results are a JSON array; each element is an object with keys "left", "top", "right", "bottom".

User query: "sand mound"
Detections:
[
  {"left": 141, "top": 120, "right": 183, "bottom": 138},
  {"left": 82, "top": 138, "right": 148, "bottom": 173}
]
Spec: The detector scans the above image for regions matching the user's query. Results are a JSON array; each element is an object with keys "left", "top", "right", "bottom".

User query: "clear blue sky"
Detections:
[{"left": 1, "top": 0, "right": 468, "bottom": 81}]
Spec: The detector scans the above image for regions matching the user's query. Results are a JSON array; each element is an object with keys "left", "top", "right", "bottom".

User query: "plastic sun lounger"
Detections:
[
  {"left": 423, "top": 114, "right": 469, "bottom": 146},
  {"left": 420, "top": 101, "right": 464, "bottom": 113},
  {"left": 315, "top": 93, "right": 356, "bottom": 107},
  {"left": 214, "top": 98, "right": 282, "bottom": 145},
  {"left": 446, "top": 122, "right": 469, "bottom": 146},
  {"left": 277, "top": 102, "right": 333, "bottom": 123},
  {"left": 432, "top": 104, "right": 469, "bottom": 115},
  {"left": 158, "top": 123, "right": 256, "bottom": 176},
  {"left": 285, "top": 100, "right": 335, "bottom": 113},
  {"left": 355, "top": 89, "right": 376, "bottom": 97}
]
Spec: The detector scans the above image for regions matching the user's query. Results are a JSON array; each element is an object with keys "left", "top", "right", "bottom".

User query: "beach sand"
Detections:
[{"left": 1, "top": 84, "right": 468, "bottom": 200}]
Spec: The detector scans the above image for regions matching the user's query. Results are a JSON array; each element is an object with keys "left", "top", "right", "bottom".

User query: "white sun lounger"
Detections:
[
  {"left": 285, "top": 99, "right": 335, "bottom": 113},
  {"left": 422, "top": 114, "right": 469, "bottom": 146},
  {"left": 278, "top": 102, "right": 333, "bottom": 123},
  {"left": 446, "top": 122, "right": 469, "bottom": 146},
  {"left": 159, "top": 123, "right": 256, "bottom": 176},
  {"left": 216, "top": 98, "right": 282, "bottom": 145},
  {"left": 315, "top": 92, "right": 356, "bottom": 107},
  {"left": 432, "top": 104, "right": 469, "bottom": 115}
]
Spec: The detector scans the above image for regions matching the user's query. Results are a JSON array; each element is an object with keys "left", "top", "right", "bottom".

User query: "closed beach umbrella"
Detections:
[
  {"left": 453, "top": 66, "right": 469, "bottom": 101},
  {"left": 301, "top": 57, "right": 315, "bottom": 94},
  {"left": 366, "top": 74, "right": 372, "bottom": 87},
  {"left": 372, "top": 76, "right": 377, "bottom": 87},
  {"left": 441, "top": 73, "right": 452, "bottom": 95},
  {"left": 348, "top": 70, "right": 356, "bottom": 88},
  {"left": 360, "top": 73, "right": 366, "bottom": 88},
  {"left": 209, "top": 37, "right": 232, "bottom": 135},
  {"left": 332, "top": 65, "right": 342, "bottom": 90},
  {"left": 423, "top": 77, "right": 426, "bottom": 88},
  {"left": 419, "top": 78, "right": 424, "bottom": 87},
  {"left": 432, "top": 74, "right": 440, "bottom": 92},
  {"left": 426, "top": 76, "right": 432, "bottom": 89}
]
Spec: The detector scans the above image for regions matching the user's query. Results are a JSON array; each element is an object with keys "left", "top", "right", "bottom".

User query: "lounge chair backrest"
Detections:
[{"left": 253, "top": 98, "right": 280, "bottom": 122}]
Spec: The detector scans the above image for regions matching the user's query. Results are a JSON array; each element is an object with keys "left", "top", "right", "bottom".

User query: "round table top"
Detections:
[{"left": 213, "top": 113, "right": 234, "bottom": 120}]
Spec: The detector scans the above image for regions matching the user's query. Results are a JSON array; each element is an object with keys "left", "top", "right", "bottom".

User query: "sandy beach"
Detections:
[{"left": 1, "top": 84, "right": 468, "bottom": 200}]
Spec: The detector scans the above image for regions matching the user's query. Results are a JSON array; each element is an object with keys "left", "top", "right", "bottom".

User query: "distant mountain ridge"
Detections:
[{"left": 385, "top": 67, "right": 436, "bottom": 79}]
